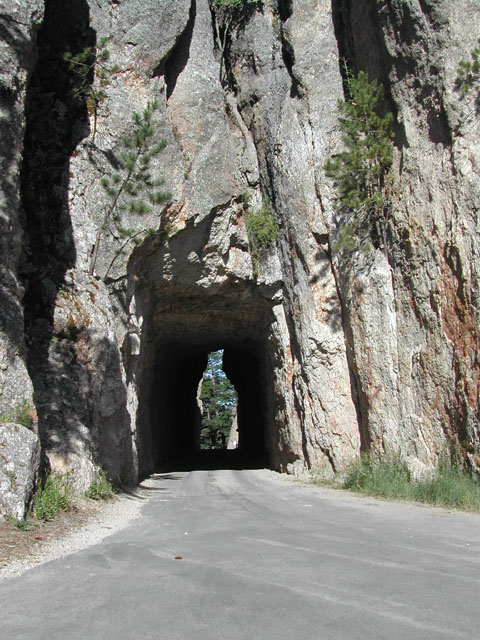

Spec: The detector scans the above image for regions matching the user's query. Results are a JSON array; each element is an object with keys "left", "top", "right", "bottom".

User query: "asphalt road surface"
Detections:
[{"left": 1, "top": 469, "right": 479, "bottom": 639}]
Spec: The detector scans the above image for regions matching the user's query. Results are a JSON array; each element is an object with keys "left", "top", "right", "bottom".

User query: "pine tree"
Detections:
[
  {"left": 199, "top": 351, "right": 237, "bottom": 449},
  {"left": 91, "top": 101, "right": 171, "bottom": 279},
  {"left": 457, "top": 38, "right": 480, "bottom": 94},
  {"left": 64, "top": 37, "right": 121, "bottom": 142},
  {"left": 324, "top": 70, "right": 394, "bottom": 253}
]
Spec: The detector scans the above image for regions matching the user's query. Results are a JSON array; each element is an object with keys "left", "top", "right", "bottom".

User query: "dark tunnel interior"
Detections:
[{"left": 145, "top": 338, "right": 271, "bottom": 473}]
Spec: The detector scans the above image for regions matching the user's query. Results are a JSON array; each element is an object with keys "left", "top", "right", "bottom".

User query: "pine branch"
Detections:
[{"left": 89, "top": 101, "right": 171, "bottom": 280}]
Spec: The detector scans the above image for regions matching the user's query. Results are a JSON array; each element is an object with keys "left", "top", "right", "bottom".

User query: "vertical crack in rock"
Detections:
[
  {"left": 330, "top": 0, "right": 350, "bottom": 84},
  {"left": 332, "top": 0, "right": 452, "bottom": 146},
  {"left": 277, "top": 0, "right": 301, "bottom": 98},
  {"left": 330, "top": 0, "right": 391, "bottom": 89},
  {"left": 277, "top": 0, "right": 292, "bottom": 22},
  {"left": 164, "top": 0, "right": 196, "bottom": 101}
]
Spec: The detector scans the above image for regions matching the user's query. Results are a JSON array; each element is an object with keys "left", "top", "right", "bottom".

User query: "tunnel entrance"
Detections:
[
  {"left": 132, "top": 287, "right": 279, "bottom": 477},
  {"left": 146, "top": 338, "right": 270, "bottom": 472}
]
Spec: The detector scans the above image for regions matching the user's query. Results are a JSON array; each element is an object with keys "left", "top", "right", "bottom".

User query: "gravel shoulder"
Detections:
[{"left": 0, "top": 482, "right": 151, "bottom": 581}]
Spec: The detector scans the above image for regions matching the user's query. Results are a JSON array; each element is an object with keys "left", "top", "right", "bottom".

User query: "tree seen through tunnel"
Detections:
[{"left": 199, "top": 350, "right": 237, "bottom": 450}]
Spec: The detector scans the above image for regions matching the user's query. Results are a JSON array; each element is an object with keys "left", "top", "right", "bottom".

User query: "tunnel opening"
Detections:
[
  {"left": 145, "top": 336, "right": 271, "bottom": 473},
  {"left": 130, "top": 232, "right": 286, "bottom": 478},
  {"left": 198, "top": 350, "right": 238, "bottom": 452}
]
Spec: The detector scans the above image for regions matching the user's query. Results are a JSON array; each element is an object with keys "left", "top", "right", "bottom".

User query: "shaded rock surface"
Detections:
[
  {"left": 0, "top": 0, "right": 478, "bottom": 491},
  {"left": 0, "top": 2, "right": 42, "bottom": 416}
]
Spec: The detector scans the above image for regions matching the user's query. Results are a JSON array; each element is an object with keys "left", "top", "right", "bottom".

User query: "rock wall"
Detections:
[
  {"left": 0, "top": 2, "right": 42, "bottom": 418},
  {"left": 0, "top": 0, "right": 478, "bottom": 495},
  {"left": 331, "top": 0, "right": 480, "bottom": 473},
  {"left": 0, "top": 423, "right": 40, "bottom": 520}
]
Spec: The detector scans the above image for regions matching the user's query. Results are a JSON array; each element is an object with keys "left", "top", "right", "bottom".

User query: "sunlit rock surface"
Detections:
[{"left": 0, "top": 0, "right": 478, "bottom": 496}]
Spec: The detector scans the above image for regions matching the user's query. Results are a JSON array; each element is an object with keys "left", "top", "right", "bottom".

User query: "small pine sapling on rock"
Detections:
[
  {"left": 324, "top": 70, "right": 394, "bottom": 255},
  {"left": 90, "top": 101, "right": 171, "bottom": 280},
  {"left": 64, "top": 37, "right": 121, "bottom": 141},
  {"left": 457, "top": 38, "right": 480, "bottom": 94}
]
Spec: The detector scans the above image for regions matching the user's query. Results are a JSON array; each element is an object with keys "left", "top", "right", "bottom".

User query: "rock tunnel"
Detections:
[
  {"left": 131, "top": 279, "right": 284, "bottom": 479},
  {"left": 148, "top": 339, "right": 269, "bottom": 472}
]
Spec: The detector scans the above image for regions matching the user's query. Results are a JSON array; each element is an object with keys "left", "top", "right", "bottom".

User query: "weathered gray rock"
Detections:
[
  {"left": 227, "top": 406, "right": 239, "bottom": 450},
  {"left": 329, "top": 0, "right": 480, "bottom": 472},
  {"left": 0, "top": 1, "right": 42, "bottom": 415},
  {"left": 0, "top": 423, "right": 40, "bottom": 521},
  {"left": 0, "top": 0, "right": 478, "bottom": 490}
]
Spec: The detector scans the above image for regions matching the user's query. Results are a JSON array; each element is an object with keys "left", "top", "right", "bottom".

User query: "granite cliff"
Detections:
[{"left": 1, "top": 0, "right": 479, "bottom": 517}]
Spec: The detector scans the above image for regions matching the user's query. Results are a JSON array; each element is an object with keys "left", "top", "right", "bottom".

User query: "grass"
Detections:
[
  {"left": 32, "top": 473, "right": 75, "bottom": 522},
  {"left": 4, "top": 468, "right": 115, "bottom": 533},
  {"left": 315, "top": 454, "right": 480, "bottom": 512},
  {"left": 0, "top": 399, "right": 33, "bottom": 429},
  {"left": 5, "top": 515, "right": 29, "bottom": 530},
  {"left": 86, "top": 470, "right": 115, "bottom": 501}
]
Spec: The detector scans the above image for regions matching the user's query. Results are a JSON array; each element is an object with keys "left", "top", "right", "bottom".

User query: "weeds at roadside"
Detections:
[
  {"left": 5, "top": 515, "right": 29, "bottom": 531},
  {"left": 86, "top": 470, "right": 115, "bottom": 501},
  {"left": 3, "top": 468, "right": 115, "bottom": 534},
  {"left": 32, "top": 473, "right": 74, "bottom": 522},
  {"left": 410, "top": 463, "right": 480, "bottom": 511},
  {"left": 312, "top": 454, "right": 480, "bottom": 512}
]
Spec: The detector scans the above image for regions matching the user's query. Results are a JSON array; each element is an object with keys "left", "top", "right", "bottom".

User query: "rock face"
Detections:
[
  {"left": 0, "top": 0, "right": 478, "bottom": 490},
  {"left": 0, "top": 2, "right": 42, "bottom": 420},
  {"left": 331, "top": 0, "right": 480, "bottom": 474},
  {"left": 0, "top": 423, "right": 40, "bottom": 521}
]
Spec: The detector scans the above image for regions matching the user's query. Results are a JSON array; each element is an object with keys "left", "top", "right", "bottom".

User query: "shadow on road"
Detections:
[{"left": 155, "top": 449, "right": 268, "bottom": 473}]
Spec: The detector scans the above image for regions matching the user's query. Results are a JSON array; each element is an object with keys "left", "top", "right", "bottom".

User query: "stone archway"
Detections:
[
  {"left": 122, "top": 206, "right": 360, "bottom": 481},
  {"left": 131, "top": 286, "right": 277, "bottom": 477}
]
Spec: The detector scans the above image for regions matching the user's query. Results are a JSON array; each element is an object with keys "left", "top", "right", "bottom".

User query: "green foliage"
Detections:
[
  {"left": 86, "top": 469, "right": 115, "bottom": 500},
  {"left": 339, "top": 454, "right": 480, "bottom": 511},
  {"left": 91, "top": 100, "right": 171, "bottom": 279},
  {"left": 0, "top": 399, "right": 33, "bottom": 430},
  {"left": 457, "top": 38, "right": 480, "bottom": 94},
  {"left": 5, "top": 515, "right": 29, "bottom": 530},
  {"left": 324, "top": 70, "right": 394, "bottom": 253},
  {"left": 32, "top": 473, "right": 74, "bottom": 522},
  {"left": 245, "top": 198, "right": 279, "bottom": 247},
  {"left": 245, "top": 197, "right": 279, "bottom": 276},
  {"left": 64, "top": 37, "right": 121, "bottom": 140},
  {"left": 213, "top": 0, "right": 260, "bottom": 10},
  {"left": 343, "top": 453, "right": 412, "bottom": 497},
  {"left": 199, "top": 351, "right": 237, "bottom": 450}
]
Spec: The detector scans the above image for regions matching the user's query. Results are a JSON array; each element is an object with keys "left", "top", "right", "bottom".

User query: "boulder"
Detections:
[{"left": 0, "top": 423, "right": 40, "bottom": 522}]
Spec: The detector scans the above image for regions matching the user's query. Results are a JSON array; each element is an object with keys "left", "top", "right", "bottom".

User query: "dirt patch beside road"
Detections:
[{"left": 0, "top": 489, "right": 147, "bottom": 580}]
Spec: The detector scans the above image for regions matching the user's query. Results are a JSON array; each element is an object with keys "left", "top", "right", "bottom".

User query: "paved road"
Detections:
[{"left": 1, "top": 469, "right": 479, "bottom": 639}]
